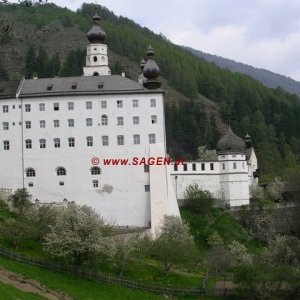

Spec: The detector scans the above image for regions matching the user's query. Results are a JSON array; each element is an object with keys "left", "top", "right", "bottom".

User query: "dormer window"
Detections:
[
  {"left": 47, "top": 84, "right": 53, "bottom": 91},
  {"left": 71, "top": 83, "right": 77, "bottom": 90},
  {"left": 98, "top": 82, "right": 103, "bottom": 89}
]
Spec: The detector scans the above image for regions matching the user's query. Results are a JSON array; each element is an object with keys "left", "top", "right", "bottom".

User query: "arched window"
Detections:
[
  {"left": 93, "top": 56, "right": 98, "bottom": 62},
  {"left": 56, "top": 167, "right": 66, "bottom": 176},
  {"left": 101, "top": 114, "right": 108, "bottom": 126},
  {"left": 26, "top": 168, "right": 36, "bottom": 177},
  {"left": 91, "top": 166, "right": 101, "bottom": 175},
  {"left": 93, "top": 72, "right": 99, "bottom": 76}
]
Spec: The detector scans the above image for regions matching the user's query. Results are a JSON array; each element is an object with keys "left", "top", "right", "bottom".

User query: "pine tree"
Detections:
[{"left": 24, "top": 45, "right": 36, "bottom": 79}]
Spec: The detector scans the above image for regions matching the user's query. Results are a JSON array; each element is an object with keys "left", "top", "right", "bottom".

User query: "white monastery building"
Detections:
[{"left": 0, "top": 13, "right": 258, "bottom": 232}]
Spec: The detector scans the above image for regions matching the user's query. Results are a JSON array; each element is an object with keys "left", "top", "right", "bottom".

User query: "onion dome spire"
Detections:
[
  {"left": 245, "top": 133, "right": 252, "bottom": 148},
  {"left": 140, "top": 59, "right": 146, "bottom": 72},
  {"left": 87, "top": 12, "right": 107, "bottom": 44},
  {"left": 143, "top": 45, "right": 161, "bottom": 89},
  {"left": 216, "top": 126, "right": 246, "bottom": 154},
  {"left": 138, "top": 59, "right": 146, "bottom": 84}
]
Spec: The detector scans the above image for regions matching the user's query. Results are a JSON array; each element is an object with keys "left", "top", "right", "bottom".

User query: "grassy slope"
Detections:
[
  {"left": 0, "top": 281, "right": 46, "bottom": 300},
  {"left": 0, "top": 256, "right": 229, "bottom": 300},
  {"left": 181, "top": 207, "right": 261, "bottom": 254},
  {"left": 0, "top": 200, "right": 202, "bottom": 287}
]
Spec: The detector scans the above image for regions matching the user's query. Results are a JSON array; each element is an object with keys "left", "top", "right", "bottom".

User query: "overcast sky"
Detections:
[{"left": 43, "top": 0, "right": 300, "bottom": 81}]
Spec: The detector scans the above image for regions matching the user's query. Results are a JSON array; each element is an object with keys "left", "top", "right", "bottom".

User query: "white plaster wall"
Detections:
[
  {"left": 0, "top": 98, "right": 23, "bottom": 190},
  {"left": 1, "top": 91, "right": 167, "bottom": 227},
  {"left": 84, "top": 44, "right": 110, "bottom": 75},
  {"left": 169, "top": 162, "right": 222, "bottom": 199},
  {"left": 169, "top": 156, "right": 250, "bottom": 207},
  {"left": 219, "top": 154, "right": 249, "bottom": 206},
  {"left": 248, "top": 149, "right": 258, "bottom": 187}
]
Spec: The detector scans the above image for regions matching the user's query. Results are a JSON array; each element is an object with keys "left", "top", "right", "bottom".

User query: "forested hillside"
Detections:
[
  {"left": 185, "top": 46, "right": 300, "bottom": 97},
  {"left": 0, "top": 2, "right": 299, "bottom": 181}
]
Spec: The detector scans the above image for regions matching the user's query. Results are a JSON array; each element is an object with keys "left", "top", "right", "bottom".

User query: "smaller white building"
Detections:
[{"left": 169, "top": 127, "right": 259, "bottom": 207}]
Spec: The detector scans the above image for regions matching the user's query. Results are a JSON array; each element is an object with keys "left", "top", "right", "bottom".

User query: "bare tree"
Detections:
[{"left": 0, "top": 0, "right": 48, "bottom": 46}]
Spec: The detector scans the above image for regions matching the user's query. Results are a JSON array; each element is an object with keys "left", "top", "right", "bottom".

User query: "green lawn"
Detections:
[
  {"left": 0, "top": 281, "right": 47, "bottom": 300},
  {"left": 0, "top": 256, "right": 210, "bottom": 300}
]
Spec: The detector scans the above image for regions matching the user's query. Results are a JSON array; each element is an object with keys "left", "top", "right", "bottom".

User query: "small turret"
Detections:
[
  {"left": 143, "top": 45, "right": 161, "bottom": 89},
  {"left": 138, "top": 59, "right": 146, "bottom": 84},
  {"left": 245, "top": 133, "right": 252, "bottom": 149}
]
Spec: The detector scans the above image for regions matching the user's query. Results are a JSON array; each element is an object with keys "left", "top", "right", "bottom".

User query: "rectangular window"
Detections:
[
  {"left": 133, "top": 116, "right": 139, "bottom": 124},
  {"left": 222, "top": 163, "right": 225, "bottom": 170},
  {"left": 86, "top": 118, "right": 93, "bottom": 126},
  {"left": 93, "top": 180, "right": 99, "bottom": 188},
  {"left": 68, "top": 102, "right": 74, "bottom": 110},
  {"left": 149, "top": 134, "right": 156, "bottom": 144},
  {"left": 101, "top": 115, "right": 108, "bottom": 126},
  {"left": 39, "top": 139, "right": 46, "bottom": 149},
  {"left": 68, "top": 119, "right": 74, "bottom": 127},
  {"left": 2, "top": 105, "right": 8, "bottom": 113},
  {"left": 54, "top": 120, "right": 60, "bottom": 128},
  {"left": 40, "top": 120, "right": 46, "bottom": 128},
  {"left": 25, "top": 139, "right": 32, "bottom": 149},
  {"left": 68, "top": 137, "right": 75, "bottom": 147},
  {"left": 183, "top": 164, "right": 188, "bottom": 171},
  {"left": 102, "top": 136, "right": 109, "bottom": 146},
  {"left": 132, "top": 99, "right": 139, "bottom": 107},
  {"left": 87, "top": 136, "right": 93, "bottom": 147},
  {"left": 117, "top": 100, "right": 123, "bottom": 108},
  {"left": 201, "top": 163, "right": 205, "bottom": 171},
  {"left": 101, "top": 100, "right": 107, "bottom": 109},
  {"left": 54, "top": 138, "right": 60, "bottom": 148},
  {"left": 192, "top": 163, "right": 196, "bottom": 171},
  {"left": 25, "top": 121, "right": 31, "bottom": 129},
  {"left": 174, "top": 163, "right": 178, "bottom": 171},
  {"left": 25, "top": 104, "right": 31, "bottom": 112},
  {"left": 144, "top": 165, "right": 149, "bottom": 172},
  {"left": 151, "top": 115, "right": 157, "bottom": 124},
  {"left": 133, "top": 134, "right": 140, "bottom": 145},
  {"left": 53, "top": 103, "right": 59, "bottom": 111},
  {"left": 150, "top": 99, "right": 156, "bottom": 107},
  {"left": 3, "top": 140, "right": 9, "bottom": 150},
  {"left": 2, "top": 122, "right": 9, "bottom": 130},
  {"left": 39, "top": 103, "right": 45, "bottom": 111},
  {"left": 117, "top": 135, "right": 124, "bottom": 145},
  {"left": 233, "top": 162, "right": 237, "bottom": 169},
  {"left": 117, "top": 117, "right": 124, "bottom": 125},
  {"left": 86, "top": 101, "right": 92, "bottom": 109},
  {"left": 145, "top": 185, "right": 150, "bottom": 192},
  {"left": 210, "top": 163, "right": 214, "bottom": 171}
]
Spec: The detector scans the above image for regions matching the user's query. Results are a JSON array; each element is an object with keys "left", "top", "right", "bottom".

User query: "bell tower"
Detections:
[{"left": 83, "top": 12, "right": 111, "bottom": 76}]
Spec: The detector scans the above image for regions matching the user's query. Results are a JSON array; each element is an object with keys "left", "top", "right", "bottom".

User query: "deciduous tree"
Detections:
[
  {"left": 151, "top": 215, "right": 198, "bottom": 278},
  {"left": 43, "top": 203, "right": 109, "bottom": 266}
]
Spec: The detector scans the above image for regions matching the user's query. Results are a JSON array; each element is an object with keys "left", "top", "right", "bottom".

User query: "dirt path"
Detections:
[{"left": 0, "top": 267, "right": 73, "bottom": 300}]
